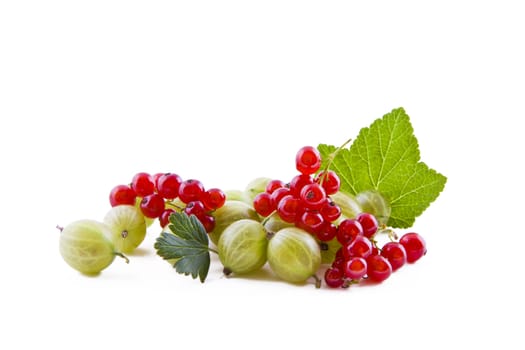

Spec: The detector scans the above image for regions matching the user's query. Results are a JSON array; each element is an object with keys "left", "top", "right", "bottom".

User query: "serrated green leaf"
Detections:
[
  {"left": 154, "top": 212, "right": 211, "bottom": 283},
  {"left": 319, "top": 107, "right": 447, "bottom": 228},
  {"left": 168, "top": 212, "right": 208, "bottom": 245}
]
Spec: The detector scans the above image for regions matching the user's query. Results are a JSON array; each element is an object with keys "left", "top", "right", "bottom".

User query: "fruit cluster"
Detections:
[
  {"left": 324, "top": 218, "right": 427, "bottom": 288},
  {"left": 253, "top": 146, "right": 343, "bottom": 242},
  {"left": 59, "top": 148, "right": 428, "bottom": 288},
  {"left": 109, "top": 172, "right": 226, "bottom": 232},
  {"left": 214, "top": 146, "right": 426, "bottom": 288}
]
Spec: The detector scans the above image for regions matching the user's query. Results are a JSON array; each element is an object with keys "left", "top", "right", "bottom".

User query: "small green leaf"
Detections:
[
  {"left": 319, "top": 107, "right": 447, "bottom": 228},
  {"left": 154, "top": 212, "right": 211, "bottom": 283}
]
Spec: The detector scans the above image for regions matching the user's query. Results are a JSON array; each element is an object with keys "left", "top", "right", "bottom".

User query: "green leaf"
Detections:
[
  {"left": 318, "top": 107, "right": 447, "bottom": 228},
  {"left": 154, "top": 212, "right": 211, "bottom": 283}
]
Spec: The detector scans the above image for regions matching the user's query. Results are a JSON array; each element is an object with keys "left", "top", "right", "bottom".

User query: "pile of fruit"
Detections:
[{"left": 57, "top": 108, "right": 446, "bottom": 289}]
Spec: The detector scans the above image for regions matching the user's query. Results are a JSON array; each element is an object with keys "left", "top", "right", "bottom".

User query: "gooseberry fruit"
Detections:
[
  {"left": 208, "top": 200, "right": 260, "bottom": 246},
  {"left": 267, "top": 227, "right": 321, "bottom": 284},
  {"left": 103, "top": 205, "right": 147, "bottom": 254},
  {"left": 59, "top": 220, "right": 128, "bottom": 275},
  {"left": 218, "top": 219, "right": 268, "bottom": 275},
  {"left": 356, "top": 190, "right": 391, "bottom": 225}
]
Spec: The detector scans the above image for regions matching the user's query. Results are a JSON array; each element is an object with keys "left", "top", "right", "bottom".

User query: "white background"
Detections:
[{"left": 1, "top": 1, "right": 524, "bottom": 349}]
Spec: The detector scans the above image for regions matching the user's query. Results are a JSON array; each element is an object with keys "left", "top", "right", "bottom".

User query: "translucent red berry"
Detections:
[
  {"left": 299, "top": 183, "right": 327, "bottom": 211},
  {"left": 315, "top": 170, "right": 340, "bottom": 195},
  {"left": 202, "top": 188, "right": 226, "bottom": 210},
  {"left": 198, "top": 214, "right": 216, "bottom": 233},
  {"left": 131, "top": 172, "right": 155, "bottom": 197},
  {"left": 336, "top": 219, "right": 363, "bottom": 245},
  {"left": 297, "top": 211, "right": 324, "bottom": 234},
  {"left": 356, "top": 212, "right": 379, "bottom": 238},
  {"left": 157, "top": 173, "right": 183, "bottom": 200},
  {"left": 320, "top": 201, "right": 342, "bottom": 222},
  {"left": 253, "top": 192, "right": 275, "bottom": 217},
  {"left": 277, "top": 195, "right": 301, "bottom": 223},
  {"left": 140, "top": 193, "right": 165, "bottom": 218},
  {"left": 296, "top": 146, "right": 321, "bottom": 175},
  {"left": 265, "top": 179, "right": 286, "bottom": 194},
  {"left": 324, "top": 267, "right": 345, "bottom": 288},
  {"left": 316, "top": 222, "right": 337, "bottom": 242},
  {"left": 342, "top": 235, "right": 373, "bottom": 260},
  {"left": 109, "top": 184, "right": 137, "bottom": 207},
  {"left": 289, "top": 174, "right": 314, "bottom": 197},
  {"left": 399, "top": 232, "right": 427, "bottom": 263},
  {"left": 270, "top": 187, "right": 291, "bottom": 208},
  {"left": 178, "top": 179, "right": 205, "bottom": 203},
  {"left": 366, "top": 255, "right": 392, "bottom": 282},
  {"left": 184, "top": 200, "right": 206, "bottom": 218},
  {"left": 380, "top": 242, "right": 407, "bottom": 271},
  {"left": 159, "top": 209, "right": 176, "bottom": 228},
  {"left": 344, "top": 257, "right": 367, "bottom": 280}
]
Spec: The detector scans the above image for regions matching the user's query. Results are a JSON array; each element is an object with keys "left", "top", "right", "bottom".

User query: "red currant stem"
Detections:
[
  {"left": 114, "top": 252, "right": 130, "bottom": 264},
  {"left": 370, "top": 237, "right": 381, "bottom": 250},
  {"left": 260, "top": 211, "right": 277, "bottom": 227},
  {"left": 312, "top": 274, "right": 322, "bottom": 289},
  {"left": 56, "top": 225, "right": 63, "bottom": 232},
  {"left": 377, "top": 224, "right": 398, "bottom": 241},
  {"left": 209, "top": 247, "right": 219, "bottom": 255},
  {"left": 319, "top": 137, "right": 352, "bottom": 185},
  {"left": 342, "top": 279, "right": 360, "bottom": 288},
  {"left": 165, "top": 201, "right": 184, "bottom": 211}
]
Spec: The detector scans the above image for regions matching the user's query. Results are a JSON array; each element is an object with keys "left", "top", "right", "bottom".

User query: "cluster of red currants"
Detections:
[
  {"left": 253, "top": 146, "right": 344, "bottom": 241},
  {"left": 325, "top": 222, "right": 427, "bottom": 288},
  {"left": 109, "top": 172, "right": 226, "bottom": 231}
]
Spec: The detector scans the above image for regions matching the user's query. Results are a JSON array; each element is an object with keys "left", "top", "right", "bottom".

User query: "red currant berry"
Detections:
[
  {"left": 399, "top": 232, "right": 427, "bottom": 263},
  {"left": 336, "top": 219, "right": 363, "bottom": 245},
  {"left": 324, "top": 267, "right": 345, "bottom": 288},
  {"left": 201, "top": 188, "right": 226, "bottom": 210},
  {"left": 277, "top": 195, "right": 301, "bottom": 223},
  {"left": 131, "top": 172, "right": 155, "bottom": 197},
  {"left": 320, "top": 201, "right": 342, "bottom": 222},
  {"left": 198, "top": 214, "right": 216, "bottom": 233},
  {"left": 299, "top": 183, "right": 327, "bottom": 210},
  {"left": 331, "top": 256, "right": 345, "bottom": 270},
  {"left": 184, "top": 200, "right": 206, "bottom": 217},
  {"left": 344, "top": 257, "right": 367, "bottom": 280},
  {"left": 270, "top": 187, "right": 291, "bottom": 208},
  {"left": 380, "top": 241, "right": 407, "bottom": 271},
  {"left": 315, "top": 170, "right": 340, "bottom": 195},
  {"left": 296, "top": 146, "right": 321, "bottom": 175},
  {"left": 152, "top": 173, "right": 164, "bottom": 189},
  {"left": 356, "top": 212, "right": 379, "bottom": 238},
  {"left": 140, "top": 193, "right": 165, "bottom": 218},
  {"left": 366, "top": 255, "right": 392, "bottom": 282},
  {"left": 265, "top": 179, "right": 286, "bottom": 194},
  {"left": 297, "top": 211, "right": 324, "bottom": 235},
  {"left": 253, "top": 192, "right": 275, "bottom": 217},
  {"left": 159, "top": 209, "right": 176, "bottom": 228},
  {"left": 157, "top": 173, "right": 183, "bottom": 200},
  {"left": 109, "top": 184, "right": 137, "bottom": 207},
  {"left": 342, "top": 235, "right": 373, "bottom": 260},
  {"left": 335, "top": 247, "right": 344, "bottom": 260},
  {"left": 178, "top": 179, "right": 205, "bottom": 203},
  {"left": 316, "top": 222, "right": 337, "bottom": 242},
  {"left": 289, "top": 174, "right": 314, "bottom": 197}
]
